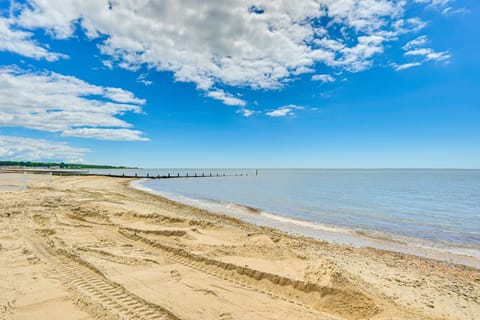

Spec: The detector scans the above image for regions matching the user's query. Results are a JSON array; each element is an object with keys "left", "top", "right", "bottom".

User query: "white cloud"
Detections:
[
  {"left": 62, "top": 128, "right": 147, "bottom": 141},
  {"left": 394, "top": 62, "right": 421, "bottom": 71},
  {"left": 0, "top": 135, "right": 88, "bottom": 162},
  {"left": 395, "top": 34, "right": 449, "bottom": 71},
  {"left": 441, "top": 7, "right": 468, "bottom": 15},
  {"left": 237, "top": 108, "right": 255, "bottom": 117},
  {"left": 103, "top": 87, "right": 145, "bottom": 104},
  {"left": 266, "top": 105, "right": 304, "bottom": 118},
  {"left": 136, "top": 73, "right": 152, "bottom": 86},
  {"left": 0, "top": 17, "right": 66, "bottom": 61},
  {"left": 0, "top": 66, "right": 148, "bottom": 141},
  {"left": 312, "top": 74, "right": 335, "bottom": 83},
  {"left": 404, "top": 48, "right": 450, "bottom": 61},
  {"left": 9, "top": 0, "right": 451, "bottom": 109},
  {"left": 415, "top": 0, "right": 452, "bottom": 6},
  {"left": 102, "top": 59, "right": 113, "bottom": 69},
  {"left": 394, "top": 18, "right": 428, "bottom": 34},
  {"left": 335, "top": 35, "right": 386, "bottom": 72},
  {"left": 207, "top": 89, "right": 246, "bottom": 107},
  {"left": 402, "top": 35, "right": 429, "bottom": 50},
  {"left": 414, "top": 0, "right": 466, "bottom": 15}
]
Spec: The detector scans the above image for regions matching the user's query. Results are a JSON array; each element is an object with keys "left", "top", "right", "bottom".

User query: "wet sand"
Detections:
[{"left": 0, "top": 175, "right": 478, "bottom": 319}]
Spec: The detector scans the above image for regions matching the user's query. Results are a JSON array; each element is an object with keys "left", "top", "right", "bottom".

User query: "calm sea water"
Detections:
[{"left": 95, "top": 169, "right": 480, "bottom": 264}]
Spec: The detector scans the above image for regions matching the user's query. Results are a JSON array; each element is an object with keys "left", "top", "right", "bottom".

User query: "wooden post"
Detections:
[{"left": 23, "top": 172, "right": 27, "bottom": 190}]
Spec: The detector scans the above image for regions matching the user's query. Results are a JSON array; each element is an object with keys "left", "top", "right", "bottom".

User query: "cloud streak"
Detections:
[
  {"left": 266, "top": 105, "right": 304, "bottom": 118},
  {"left": 395, "top": 34, "right": 450, "bottom": 71},
  {"left": 207, "top": 89, "right": 246, "bottom": 107},
  {"left": 394, "top": 62, "right": 421, "bottom": 71},
  {"left": 414, "top": 0, "right": 467, "bottom": 15},
  {"left": 404, "top": 48, "right": 450, "bottom": 61}
]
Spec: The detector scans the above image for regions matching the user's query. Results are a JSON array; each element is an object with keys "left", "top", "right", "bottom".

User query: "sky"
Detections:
[{"left": 0, "top": 0, "right": 479, "bottom": 168}]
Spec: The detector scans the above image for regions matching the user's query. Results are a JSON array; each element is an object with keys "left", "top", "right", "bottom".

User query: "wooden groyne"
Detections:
[
  {"left": 85, "top": 172, "right": 252, "bottom": 179},
  {"left": 1, "top": 168, "right": 256, "bottom": 179}
]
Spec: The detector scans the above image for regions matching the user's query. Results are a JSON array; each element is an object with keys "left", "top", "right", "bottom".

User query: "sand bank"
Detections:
[{"left": 0, "top": 175, "right": 478, "bottom": 319}]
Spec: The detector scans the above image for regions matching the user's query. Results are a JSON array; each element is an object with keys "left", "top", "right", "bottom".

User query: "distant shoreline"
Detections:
[{"left": 0, "top": 160, "right": 133, "bottom": 170}]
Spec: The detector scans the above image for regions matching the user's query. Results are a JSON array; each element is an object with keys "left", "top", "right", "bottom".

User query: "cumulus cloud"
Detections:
[
  {"left": 0, "top": 17, "right": 66, "bottom": 61},
  {"left": 266, "top": 105, "right": 304, "bottom": 118},
  {"left": 0, "top": 66, "right": 148, "bottom": 141},
  {"left": 0, "top": 135, "right": 88, "bottom": 162},
  {"left": 6, "top": 0, "right": 453, "bottom": 109},
  {"left": 312, "top": 74, "right": 336, "bottom": 83}
]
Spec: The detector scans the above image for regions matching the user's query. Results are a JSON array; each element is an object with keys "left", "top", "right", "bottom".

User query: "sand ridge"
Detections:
[{"left": 0, "top": 175, "right": 478, "bottom": 319}]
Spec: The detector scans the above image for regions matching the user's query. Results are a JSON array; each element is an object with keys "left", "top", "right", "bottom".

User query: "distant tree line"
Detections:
[{"left": 0, "top": 161, "right": 131, "bottom": 169}]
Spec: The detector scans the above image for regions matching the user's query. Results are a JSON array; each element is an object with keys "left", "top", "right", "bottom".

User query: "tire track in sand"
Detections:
[
  {"left": 24, "top": 231, "right": 181, "bottom": 320},
  {"left": 118, "top": 227, "right": 380, "bottom": 319}
]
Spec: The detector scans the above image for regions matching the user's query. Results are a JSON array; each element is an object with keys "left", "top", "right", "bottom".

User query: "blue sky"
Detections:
[{"left": 0, "top": 0, "right": 479, "bottom": 168}]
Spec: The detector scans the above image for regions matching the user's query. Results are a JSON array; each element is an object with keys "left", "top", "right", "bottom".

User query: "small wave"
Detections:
[
  {"left": 224, "top": 202, "right": 262, "bottom": 214},
  {"left": 354, "top": 230, "right": 407, "bottom": 245},
  {"left": 260, "top": 211, "right": 355, "bottom": 235}
]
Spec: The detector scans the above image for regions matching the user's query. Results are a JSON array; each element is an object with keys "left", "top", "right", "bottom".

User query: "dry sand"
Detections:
[{"left": 0, "top": 174, "right": 478, "bottom": 319}]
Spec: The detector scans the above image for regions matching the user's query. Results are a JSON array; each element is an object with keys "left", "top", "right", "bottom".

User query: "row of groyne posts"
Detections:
[
  {"left": 93, "top": 169, "right": 259, "bottom": 179},
  {"left": 1, "top": 168, "right": 259, "bottom": 181}
]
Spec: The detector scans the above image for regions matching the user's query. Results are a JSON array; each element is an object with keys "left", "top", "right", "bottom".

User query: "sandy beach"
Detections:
[{"left": 0, "top": 174, "right": 478, "bottom": 320}]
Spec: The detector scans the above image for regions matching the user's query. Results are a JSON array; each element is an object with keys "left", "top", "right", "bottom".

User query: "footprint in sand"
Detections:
[
  {"left": 170, "top": 269, "right": 182, "bottom": 281},
  {"left": 194, "top": 288, "right": 217, "bottom": 296},
  {"left": 219, "top": 312, "right": 233, "bottom": 320}
]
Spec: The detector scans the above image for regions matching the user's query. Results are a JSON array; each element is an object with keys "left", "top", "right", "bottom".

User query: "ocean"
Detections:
[{"left": 92, "top": 168, "right": 480, "bottom": 266}]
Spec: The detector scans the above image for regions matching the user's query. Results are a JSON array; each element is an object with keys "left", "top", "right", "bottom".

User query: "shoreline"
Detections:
[
  {"left": 130, "top": 179, "right": 480, "bottom": 269},
  {"left": 1, "top": 174, "right": 479, "bottom": 319}
]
